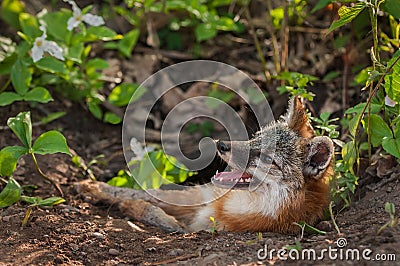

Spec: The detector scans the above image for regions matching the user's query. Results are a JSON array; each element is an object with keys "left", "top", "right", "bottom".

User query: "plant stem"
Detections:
[
  {"left": 30, "top": 153, "right": 64, "bottom": 196},
  {"left": 265, "top": 0, "right": 281, "bottom": 75},
  {"left": 329, "top": 201, "right": 341, "bottom": 235}
]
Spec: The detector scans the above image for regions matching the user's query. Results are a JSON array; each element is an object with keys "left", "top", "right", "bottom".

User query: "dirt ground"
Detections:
[{"left": 0, "top": 98, "right": 399, "bottom": 266}]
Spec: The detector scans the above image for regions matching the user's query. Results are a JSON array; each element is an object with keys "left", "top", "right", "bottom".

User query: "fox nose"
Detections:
[{"left": 216, "top": 140, "right": 230, "bottom": 154}]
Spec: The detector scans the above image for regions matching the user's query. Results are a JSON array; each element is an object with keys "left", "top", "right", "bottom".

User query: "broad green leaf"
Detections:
[
  {"left": 23, "top": 87, "right": 53, "bottom": 103},
  {"left": 42, "top": 11, "right": 70, "bottom": 41},
  {"left": 87, "top": 101, "right": 102, "bottom": 120},
  {"left": 1, "top": 0, "right": 25, "bottom": 30},
  {"left": 0, "top": 92, "right": 23, "bottom": 106},
  {"left": 0, "top": 52, "right": 17, "bottom": 75},
  {"left": 0, "top": 146, "right": 28, "bottom": 176},
  {"left": 7, "top": 112, "right": 32, "bottom": 148},
  {"left": 384, "top": 49, "right": 400, "bottom": 102},
  {"left": 19, "top": 12, "right": 40, "bottom": 38},
  {"left": 345, "top": 103, "right": 382, "bottom": 114},
  {"left": 86, "top": 58, "right": 109, "bottom": 77},
  {"left": 86, "top": 26, "right": 121, "bottom": 41},
  {"left": 348, "top": 112, "right": 362, "bottom": 137},
  {"left": 382, "top": 0, "right": 400, "bottom": 19},
  {"left": 382, "top": 137, "right": 400, "bottom": 159},
  {"left": 103, "top": 112, "right": 122, "bottom": 124},
  {"left": 118, "top": 29, "right": 139, "bottom": 57},
  {"left": 195, "top": 23, "right": 217, "bottom": 42},
  {"left": 32, "top": 130, "right": 71, "bottom": 156},
  {"left": 11, "top": 59, "right": 31, "bottom": 95},
  {"left": 40, "top": 112, "right": 66, "bottom": 124},
  {"left": 35, "top": 56, "right": 68, "bottom": 75},
  {"left": 66, "top": 43, "right": 84, "bottom": 63},
  {"left": 367, "top": 114, "right": 392, "bottom": 147},
  {"left": 20, "top": 196, "right": 65, "bottom": 206},
  {"left": 0, "top": 177, "right": 22, "bottom": 208},
  {"left": 328, "top": 3, "right": 366, "bottom": 32},
  {"left": 342, "top": 141, "right": 357, "bottom": 174},
  {"left": 108, "top": 83, "right": 144, "bottom": 107}
]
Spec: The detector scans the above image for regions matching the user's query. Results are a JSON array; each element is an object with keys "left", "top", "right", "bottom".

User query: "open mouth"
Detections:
[{"left": 211, "top": 169, "right": 253, "bottom": 189}]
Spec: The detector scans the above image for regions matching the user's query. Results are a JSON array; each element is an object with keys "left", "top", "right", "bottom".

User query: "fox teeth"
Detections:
[
  {"left": 245, "top": 178, "right": 250, "bottom": 182},
  {"left": 239, "top": 178, "right": 244, "bottom": 183}
]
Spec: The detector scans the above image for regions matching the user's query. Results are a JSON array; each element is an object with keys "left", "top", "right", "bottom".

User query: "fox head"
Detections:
[{"left": 213, "top": 97, "right": 334, "bottom": 193}]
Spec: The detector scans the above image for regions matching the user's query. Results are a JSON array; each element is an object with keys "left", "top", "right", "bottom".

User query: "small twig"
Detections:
[
  {"left": 0, "top": 78, "right": 11, "bottom": 93},
  {"left": 150, "top": 253, "right": 199, "bottom": 265},
  {"left": 31, "top": 153, "right": 64, "bottom": 197},
  {"left": 329, "top": 201, "right": 341, "bottom": 235},
  {"left": 265, "top": 0, "right": 281, "bottom": 75},
  {"left": 280, "top": 0, "right": 289, "bottom": 72}
]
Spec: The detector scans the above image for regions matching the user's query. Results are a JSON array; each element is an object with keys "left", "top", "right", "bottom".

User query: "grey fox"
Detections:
[{"left": 77, "top": 97, "right": 334, "bottom": 233}]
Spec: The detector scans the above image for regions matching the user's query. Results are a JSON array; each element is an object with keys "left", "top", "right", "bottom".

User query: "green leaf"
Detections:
[
  {"left": 328, "top": 3, "right": 366, "bottom": 32},
  {"left": 117, "top": 29, "right": 139, "bottom": 57},
  {"left": 87, "top": 101, "right": 102, "bottom": 120},
  {"left": 11, "top": 59, "right": 31, "bottom": 95},
  {"left": 348, "top": 112, "right": 362, "bottom": 137},
  {"left": 35, "top": 57, "right": 68, "bottom": 75},
  {"left": 0, "top": 92, "right": 23, "bottom": 106},
  {"left": 7, "top": 111, "right": 32, "bottom": 148},
  {"left": 66, "top": 43, "right": 84, "bottom": 63},
  {"left": 0, "top": 52, "right": 18, "bottom": 75},
  {"left": 384, "top": 49, "right": 400, "bottom": 102},
  {"left": 21, "top": 196, "right": 65, "bottom": 206},
  {"left": 311, "top": 0, "right": 332, "bottom": 13},
  {"left": 19, "top": 12, "right": 40, "bottom": 38},
  {"left": 195, "top": 23, "right": 217, "bottom": 42},
  {"left": 382, "top": 0, "right": 400, "bottom": 19},
  {"left": 342, "top": 141, "right": 357, "bottom": 174},
  {"left": 382, "top": 137, "right": 400, "bottom": 159},
  {"left": 108, "top": 83, "right": 144, "bottom": 107},
  {"left": 0, "top": 146, "right": 28, "bottom": 176},
  {"left": 367, "top": 114, "right": 392, "bottom": 147},
  {"left": 40, "top": 112, "right": 66, "bottom": 124},
  {"left": 23, "top": 87, "right": 53, "bottom": 103},
  {"left": 42, "top": 11, "right": 70, "bottom": 41},
  {"left": 0, "top": 177, "right": 22, "bottom": 208},
  {"left": 86, "top": 26, "right": 121, "bottom": 41},
  {"left": 345, "top": 103, "right": 382, "bottom": 114},
  {"left": 1, "top": 0, "right": 25, "bottom": 30},
  {"left": 103, "top": 112, "right": 122, "bottom": 124},
  {"left": 297, "top": 221, "right": 326, "bottom": 235},
  {"left": 32, "top": 130, "right": 71, "bottom": 156},
  {"left": 86, "top": 58, "right": 109, "bottom": 77}
]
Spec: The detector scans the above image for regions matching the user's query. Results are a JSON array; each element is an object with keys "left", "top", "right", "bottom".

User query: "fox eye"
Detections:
[{"left": 260, "top": 154, "right": 273, "bottom": 164}]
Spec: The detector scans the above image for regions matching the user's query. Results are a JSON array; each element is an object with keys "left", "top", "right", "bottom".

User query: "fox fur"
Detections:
[{"left": 77, "top": 97, "right": 334, "bottom": 233}]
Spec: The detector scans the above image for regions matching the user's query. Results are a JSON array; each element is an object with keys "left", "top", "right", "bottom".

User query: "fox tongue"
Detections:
[
  {"left": 215, "top": 171, "right": 246, "bottom": 181},
  {"left": 212, "top": 171, "right": 253, "bottom": 189}
]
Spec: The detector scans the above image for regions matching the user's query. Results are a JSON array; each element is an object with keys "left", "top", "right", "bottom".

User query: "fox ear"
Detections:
[
  {"left": 286, "top": 96, "right": 315, "bottom": 139},
  {"left": 303, "top": 136, "right": 334, "bottom": 179}
]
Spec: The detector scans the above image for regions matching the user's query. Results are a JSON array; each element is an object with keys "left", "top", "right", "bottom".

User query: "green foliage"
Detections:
[
  {"left": 0, "top": 0, "right": 145, "bottom": 123},
  {"left": 108, "top": 149, "right": 194, "bottom": 190},
  {"left": 112, "top": 0, "right": 244, "bottom": 48},
  {"left": 377, "top": 202, "right": 399, "bottom": 234},
  {"left": 186, "top": 121, "right": 214, "bottom": 137},
  {"left": 0, "top": 177, "right": 21, "bottom": 208},
  {"left": 275, "top": 71, "right": 318, "bottom": 100}
]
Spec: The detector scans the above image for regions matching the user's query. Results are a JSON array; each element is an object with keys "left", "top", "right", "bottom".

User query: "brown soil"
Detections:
[
  {"left": 0, "top": 2, "right": 399, "bottom": 264},
  {"left": 0, "top": 99, "right": 399, "bottom": 266}
]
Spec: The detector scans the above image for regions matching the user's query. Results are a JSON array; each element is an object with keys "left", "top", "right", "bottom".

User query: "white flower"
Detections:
[
  {"left": 130, "top": 138, "right": 154, "bottom": 161},
  {"left": 385, "top": 95, "right": 396, "bottom": 107},
  {"left": 64, "top": 0, "right": 105, "bottom": 31},
  {"left": 31, "top": 25, "right": 64, "bottom": 62}
]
